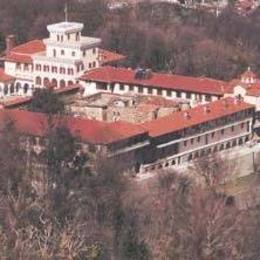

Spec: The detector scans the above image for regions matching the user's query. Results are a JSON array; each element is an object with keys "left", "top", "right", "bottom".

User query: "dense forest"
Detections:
[{"left": 1, "top": 0, "right": 260, "bottom": 80}]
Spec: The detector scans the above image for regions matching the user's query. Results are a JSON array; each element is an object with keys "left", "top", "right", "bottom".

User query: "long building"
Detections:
[
  {"left": 80, "top": 66, "right": 229, "bottom": 105},
  {"left": 0, "top": 97, "right": 254, "bottom": 174}
]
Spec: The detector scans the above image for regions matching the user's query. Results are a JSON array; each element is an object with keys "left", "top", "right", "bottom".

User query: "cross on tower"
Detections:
[{"left": 64, "top": 3, "right": 68, "bottom": 22}]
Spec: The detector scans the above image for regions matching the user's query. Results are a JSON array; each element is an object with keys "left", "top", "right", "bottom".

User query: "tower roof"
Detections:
[{"left": 47, "top": 22, "right": 84, "bottom": 34}]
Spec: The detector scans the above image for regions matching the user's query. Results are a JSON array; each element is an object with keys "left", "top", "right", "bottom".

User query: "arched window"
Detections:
[
  {"left": 61, "top": 49, "right": 65, "bottom": 56},
  {"left": 36, "top": 77, "right": 41, "bottom": 85},
  {"left": 43, "top": 65, "right": 50, "bottom": 72},
  {"left": 68, "top": 81, "right": 73, "bottom": 86},
  {"left": 60, "top": 67, "right": 66, "bottom": 74},
  {"left": 43, "top": 78, "right": 50, "bottom": 87},
  {"left": 60, "top": 80, "right": 66, "bottom": 88},
  {"left": 52, "top": 66, "right": 57, "bottom": 73},
  {"left": 10, "top": 84, "right": 14, "bottom": 94},
  {"left": 36, "top": 64, "right": 41, "bottom": 71},
  {"left": 24, "top": 84, "right": 29, "bottom": 94},
  {"left": 4, "top": 85, "right": 8, "bottom": 95},
  {"left": 16, "top": 82, "right": 21, "bottom": 92},
  {"left": 51, "top": 79, "right": 57, "bottom": 88}
]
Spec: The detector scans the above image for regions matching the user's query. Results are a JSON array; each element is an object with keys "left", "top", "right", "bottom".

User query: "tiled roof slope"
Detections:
[
  {"left": 80, "top": 66, "right": 229, "bottom": 96},
  {"left": 4, "top": 40, "right": 125, "bottom": 65},
  {"left": 4, "top": 40, "right": 46, "bottom": 64},
  {"left": 0, "top": 109, "right": 147, "bottom": 145},
  {"left": 0, "top": 68, "right": 15, "bottom": 82},
  {"left": 142, "top": 97, "right": 254, "bottom": 137}
]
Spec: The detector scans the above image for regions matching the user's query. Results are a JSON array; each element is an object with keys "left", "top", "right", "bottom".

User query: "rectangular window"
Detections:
[
  {"left": 129, "top": 85, "right": 134, "bottom": 91},
  {"left": 221, "top": 129, "right": 225, "bottom": 135},
  {"left": 231, "top": 126, "right": 234, "bottom": 132},
  {"left": 197, "top": 136, "right": 201, "bottom": 143},
  {"left": 205, "top": 95, "right": 211, "bottom": 102},
  {"left": 184, "top": 141, "right": 187, "bottom": 146},
  {"left": 72, "top": 51, "right": 76, "bottom": 57},
  {"left": 52, "top": 66, "right": 57, "bottom": 73},
  {"left": 157, "top": 89, "right": 162, "bottom": 95},
  {"left": 186, "top": 92, "right": 191, "bottom": 99},
  {"left": 177, "top": 91, "right": 181, "bottom": 98},
  {"left": 148, "top": 88, "right": 153, "bottom": 94},
  {"left": 138, "top": 87, "right": 143, "bottom": 93},
  {"left": 167, "top": 90, "right": 171, "bottom": 97},
  {"left": 119, "top": 84, "right": 124, "bottom": 91}
]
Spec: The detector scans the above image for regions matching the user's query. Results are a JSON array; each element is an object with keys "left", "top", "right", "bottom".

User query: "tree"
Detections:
[{"left": 28, "top": 88, "right": 66, "bottom": 115}]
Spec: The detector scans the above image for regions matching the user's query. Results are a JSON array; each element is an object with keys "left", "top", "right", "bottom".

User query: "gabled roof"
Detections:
[
  {"left": 0, "top": 68, "right": 15, "bottom": 82},
  {"left": 0, "top": 109, "right": 147, "bottom": 145},
  {"left": 10, "top": 40, "right": 46, "bottom": 55},
  {"left": 142, "top": 97, "right": 254, "bottom": 138},
  {"left": 80, "top": 66, "right": 229, "bottom": 96},
  {"left": 4, "top": 40, "right": 46, "bottom": 64}
]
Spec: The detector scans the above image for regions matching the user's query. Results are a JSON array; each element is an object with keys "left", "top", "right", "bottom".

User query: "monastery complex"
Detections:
[{"left": 0, "top": 20, "right": 260, "bottom": 174}]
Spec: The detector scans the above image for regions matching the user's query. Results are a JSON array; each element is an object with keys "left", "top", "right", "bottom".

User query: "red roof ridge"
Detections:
[
  {"left": 0, "top": 108, "right": 147, "bottom": 145},
  {"left": 81, "top": 66, "right": 229, "bottom": 95},
  {"left": 10, "top": 39, "right": 45, "bottom": 54},
  {"left": 141, "top": 97, "right": 254, "bottom": 137}
]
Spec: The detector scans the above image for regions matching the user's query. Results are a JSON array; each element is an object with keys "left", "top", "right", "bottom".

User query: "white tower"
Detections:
[{"left": 33, "top": 18, "right": 101, "bottom": 89}]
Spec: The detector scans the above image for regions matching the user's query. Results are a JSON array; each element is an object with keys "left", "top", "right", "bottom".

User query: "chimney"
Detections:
[{"left": 5, "top": 35, "right": 15, "bottom": 54}]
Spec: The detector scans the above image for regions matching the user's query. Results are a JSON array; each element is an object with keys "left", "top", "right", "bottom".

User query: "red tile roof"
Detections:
[
  {"left": 245, "top": 84, "right": 260, "bottom": 97},
  {"left": 99, "top": 49, "right": 126, "bottom": 65},
  {"left": 0, "top": 109, "right": 147, "bottom": 145},
  {"left": 4, "top": 40, "right": 46, "bottom": 64},
  {"left": 0, "top": 68, "right": 15, "bottom": 82},
  {"left": 142, "top": 97, "right": 254, "bottom": 137},
  {"left": 10, "top": 40, "right": 46, "bottom": 55},
  {"left": 80, "top": 66, "right": 229, "bottom": 96}
]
